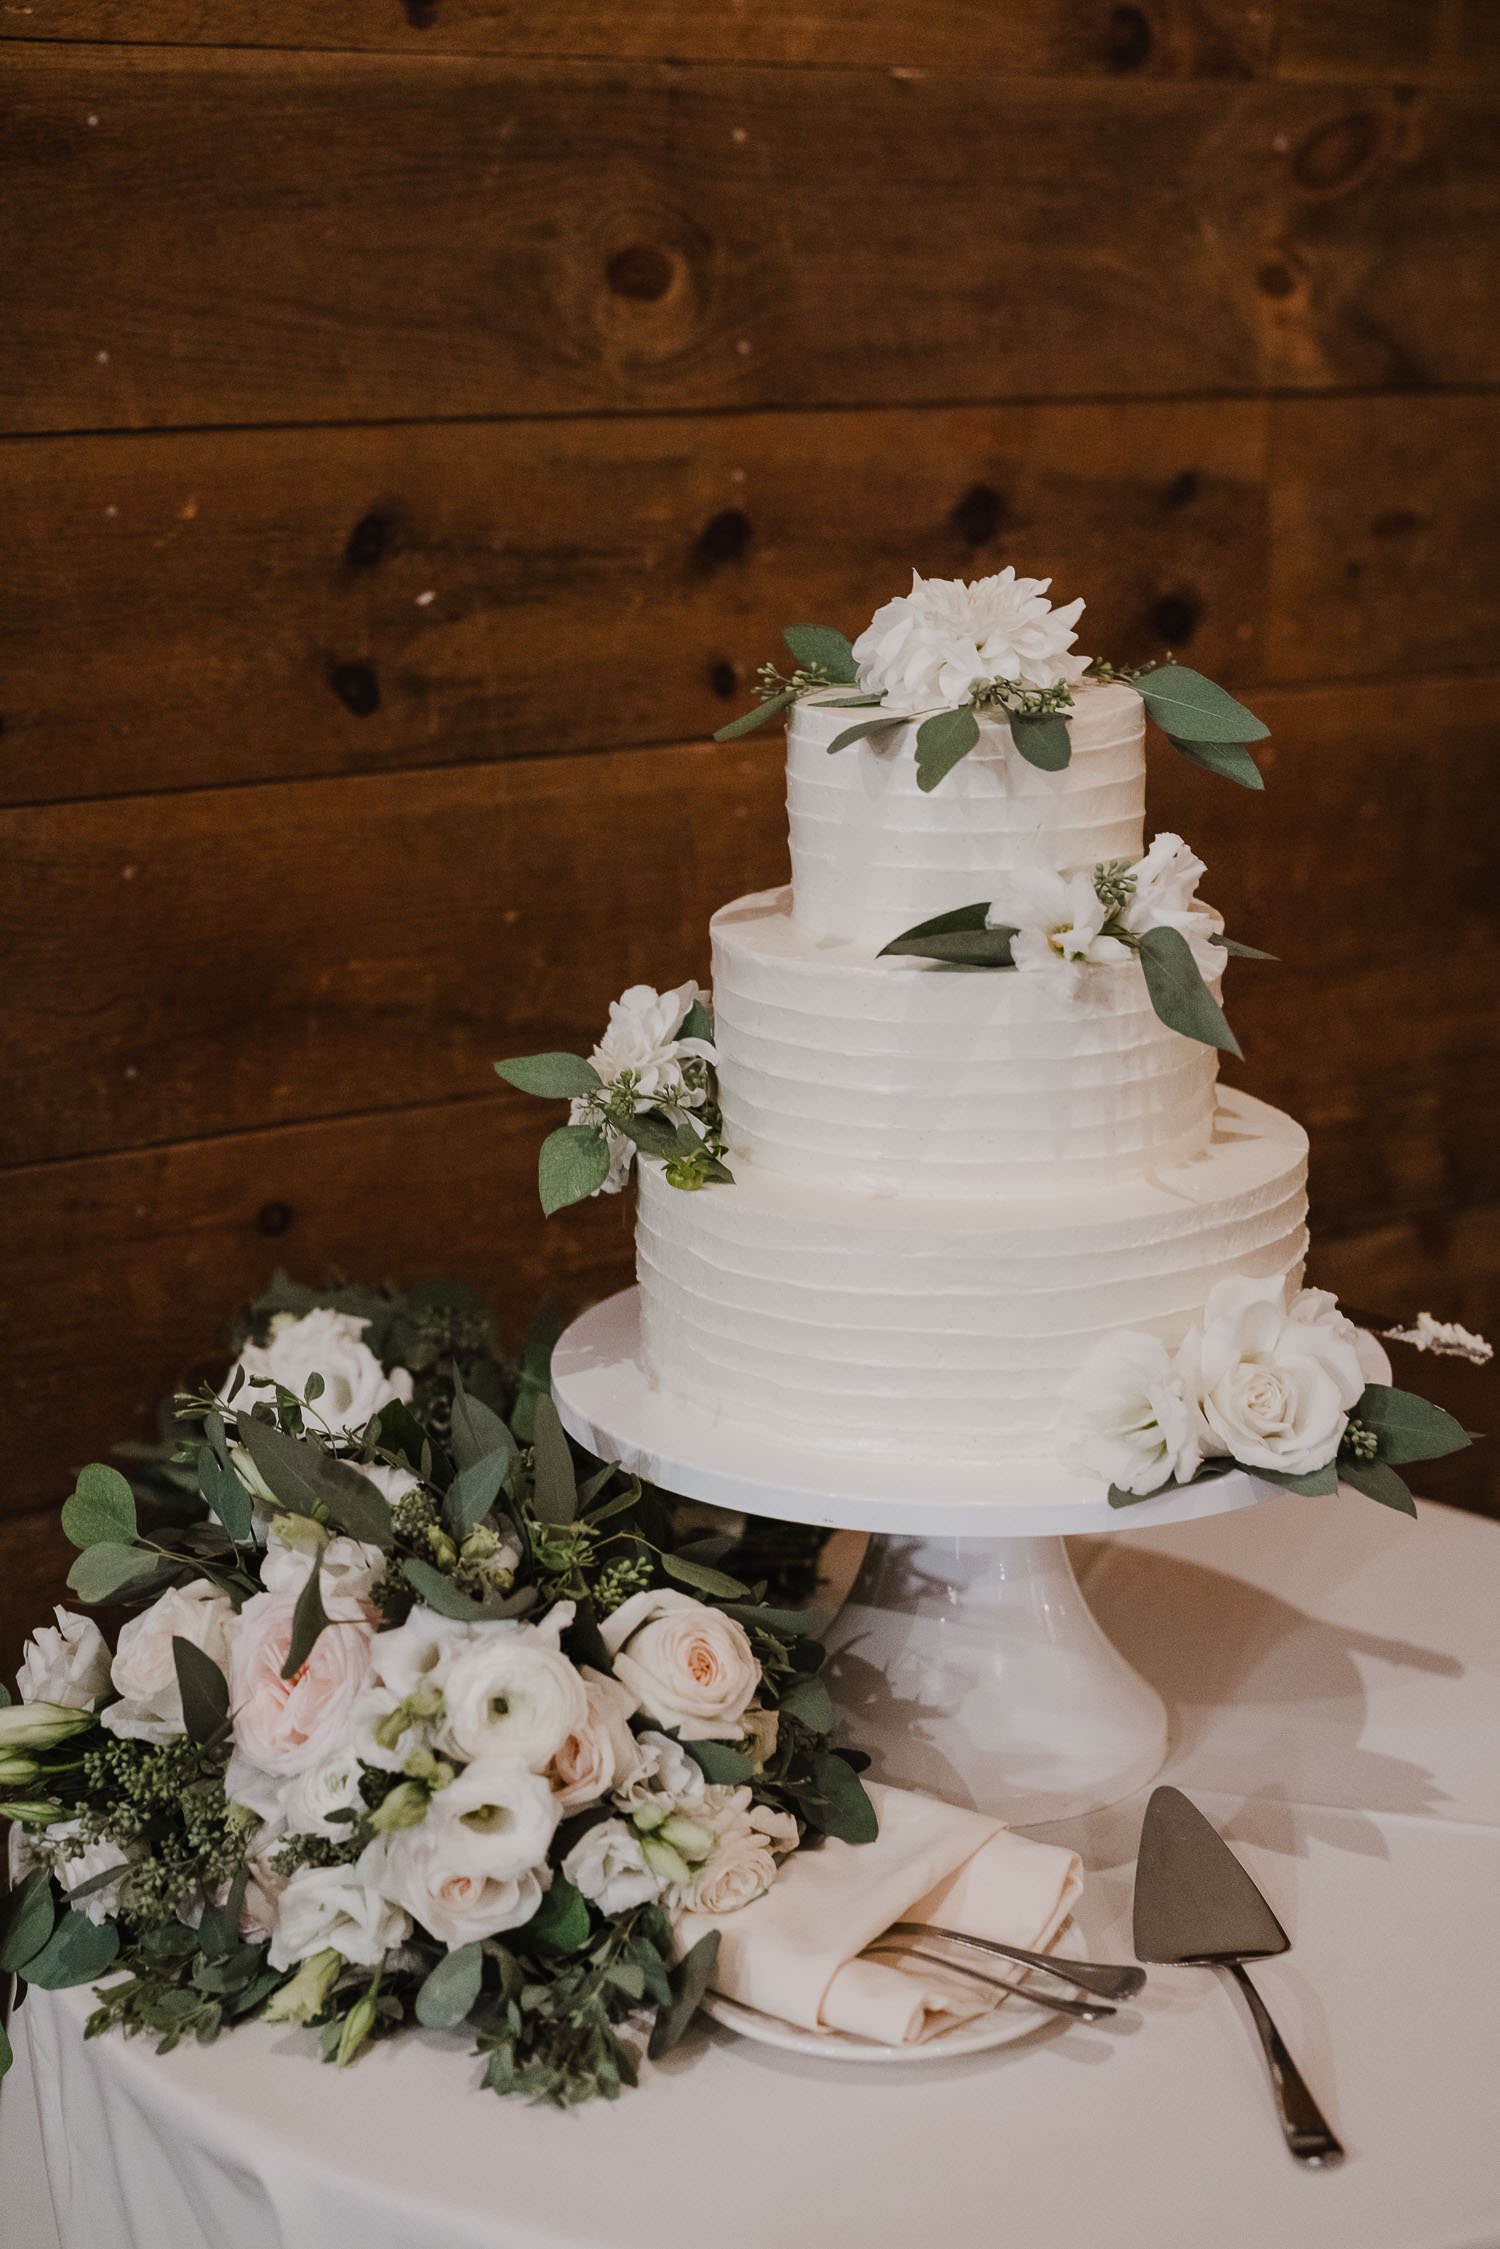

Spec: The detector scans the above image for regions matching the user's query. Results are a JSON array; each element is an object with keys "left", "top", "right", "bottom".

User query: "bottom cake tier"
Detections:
[{"left": 636, "top": 1088, "right": 1309, "bottom": 1465}]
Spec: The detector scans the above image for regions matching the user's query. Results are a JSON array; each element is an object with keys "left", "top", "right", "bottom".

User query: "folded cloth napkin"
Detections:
[{"left": 676, "top": 1781, "right": 1083, "bottom": 2045}]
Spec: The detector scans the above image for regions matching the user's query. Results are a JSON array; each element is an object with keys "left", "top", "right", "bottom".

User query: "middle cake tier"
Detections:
[{"left": 710, "top": 887, "right": 1222, "bottom": 1189}]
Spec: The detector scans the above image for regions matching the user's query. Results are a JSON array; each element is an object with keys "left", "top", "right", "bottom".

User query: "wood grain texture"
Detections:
[
  {"left": 0, "top": 1509, "right": 75, "bottom": 1685},
  {"left": 0, "top": 1, "right": 1274, "bottom": 74},
  {"left": 1278, "top": 1, "right": 1500, "bottom": 84},
  {"left": 0, "top": 1098, "right": 635, "bottom": 1529},
  {"left": 4, "top": 51, "right": 1496, "bottom": 434},
  {"left": 0, "top": 400, "right": 1267, "bottom": 804}
]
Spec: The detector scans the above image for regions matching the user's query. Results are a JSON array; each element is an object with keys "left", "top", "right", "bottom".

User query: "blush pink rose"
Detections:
[{"left": 228, "top": 1586, "right": 377, "bottom": 1779}]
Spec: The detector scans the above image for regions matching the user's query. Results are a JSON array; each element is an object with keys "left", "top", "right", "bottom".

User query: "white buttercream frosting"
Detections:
[
  {"left": 787, "top": 679, "right": 1145, "bottom": 947},
  {"left": 637, "top": 1091, "right": 1309, "bottom": 1464},
  {"left": 710, "top": 889, "right": 1221, "bottom": 1190}
]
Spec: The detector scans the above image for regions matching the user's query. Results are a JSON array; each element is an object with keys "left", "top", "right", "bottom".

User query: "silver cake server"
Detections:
[{"left": 1133, "top": 1786, "right": 1344, "bottom": 2167}]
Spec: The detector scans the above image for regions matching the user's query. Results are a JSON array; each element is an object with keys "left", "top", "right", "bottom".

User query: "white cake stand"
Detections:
[{"left": 552, "top": 1288, "right": 1277, "bottom": 1824}]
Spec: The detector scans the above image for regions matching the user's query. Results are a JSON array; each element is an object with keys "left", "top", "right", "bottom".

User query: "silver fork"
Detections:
[
  {"left": 862, "top": 1943, "right": 1117, "bottom": 2022},
  {"left": 888, "top": 1921, "right": 1146, "bottom": 2002}
]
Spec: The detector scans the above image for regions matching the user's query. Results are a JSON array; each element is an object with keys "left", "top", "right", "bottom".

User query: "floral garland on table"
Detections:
[
  {"left": 715, "top": 568, "right": 1270, "bottom": 795},
  {"left": 1063, "top": 1275, "right": 1474, "bottom": 1514},
  {"left": 0, "top": 1290, "right": 874, "bottom": 2106},
  {"left": 881, "top": 832, "right": 1272, "bottom": 1056},
  {"left": 496, "top": 980, "right": 731, "bottom": 1214}
]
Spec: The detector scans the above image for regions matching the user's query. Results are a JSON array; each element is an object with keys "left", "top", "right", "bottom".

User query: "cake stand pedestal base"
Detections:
[
  {"left": 552, "top": 1289, "right": 1273, "bottom": 1824},
  {"left": 821, "top": 1532, "right": 1166, "bottom": 1824}
]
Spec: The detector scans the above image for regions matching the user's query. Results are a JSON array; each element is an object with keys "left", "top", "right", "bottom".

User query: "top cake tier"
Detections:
[{"left": 787, "top": 678, "right": 1146, "bottom": 947}]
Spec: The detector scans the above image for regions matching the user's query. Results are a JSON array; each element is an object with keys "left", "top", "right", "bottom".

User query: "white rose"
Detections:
[
  {"left": 223, "top": 1308, "right": 413, "bottom": 1437},
  {"left": 267, "top": 1844, "right": 409, "bottom": 1971},
  {"left": 587, "top": 981, "right": 716, "bottom": 1106},
  {"left": 261, "top": 1526, "right": 387, "bottom": 1605},
  {"left": 680, "top": 1825, "right": 781, "bottom": 1917},
  {"left": 613, "top": 1727, "right": 710, "bottom": 1813},
  {"left": 17, "top": 1609, "right": 111, "bottom": 1710},
  {"left": 563, "top": 1818, "right": 665, "bottom": 1915},
  {"left": 228, "top": 1583, "right": 377, "bottom": 1778},
  {"left": 990, "top": 865, "right": 1133, "bottom": 986},
  {"left": 1188, "top": 1276, "right": 1365, "bottom": 1476},
  {"left": 101, "top": 1580, "right": 235, "bottom": 1744},
  {"left": 436, "top": 1620, "right": 589, "bottom": 1772},
  {"left": 549, "top": 1667, "right": 646, "bottom": 1811},
  {"left": 851, "top": 567, "right": 1089, "bottom": 713},
  {"left": 1290, "top": 1287, "right": 1391, "bottom": 1386},
  {"left": 600, "top": 1592, "right": 760, "bottom": 1742},
  {"left": 45, "top": 1819, "right": 135, "bottom": 1925},
  {"left": 1062, "top": 1331, "right": 1203, "bottom": 1496},
  {"left": 373, "top": 1759, "right": 557, "bottom": 1948}
]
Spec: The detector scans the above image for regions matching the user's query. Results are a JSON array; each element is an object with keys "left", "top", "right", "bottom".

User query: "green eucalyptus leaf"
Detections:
[
  {"left": 803, "top": 1751, "right": 879, "bottom": 1844},
  {"left": 878, "top": 899, "right": 991, "bottom": 943},
  {"left": 235, "top": 1416, "right": 394, "bottom": 1549},
  {"left": 372, "top": 1399, "right": 441, "bottom": 1477},
  {"left": 618, "top": 1109, "right": 695, "bottom": 1160},
  {"left": 684, "top": 1740, "right": 755, "bottom": 1785},
  {"left": 444, "top": 1450, "right": 510, "bottom": 1537},
  {"left": 172, "top": 1637, "right": 230, "bottom": 1746},
  {"left": 0, "top": 2017, "right": 11, "bottom": 2078},
  {"left": 1108, "top": 1482, "right": 1163, "bottom": 1508},
  {"left": 512, "top": 1300, "right": 563, "bottom": 1444},
  {"left": 647, "top": 1930, "right": 720, "bottom": 2059},
  {"left": 826, "top": 714, "right": 910, "bottom": 756},
  {"left": 782, "top": 624, "right": 858, "bottom": 682},
  {"left": 1339, "top": 1457, "right": 1418, "bottom": 1515},
  {"left": 1356, "top": 1384, "right": 1472, "bottom": 1465},
  {"left": 198, "top": 1450, "right": 254, "bottom": 1544},
  {"left": 521, "top": 1877, "right": 591, "bottom": 1956},
  {"left": 1246, "top": 1461, "right": 1340, "bottom": 1495},
  {"left": 1134, "top": 666, "right": 1270, "bottom": 744},
  {"left": 879, "top": 926, "right": 1018, "bottom": 967},
  {"left": 1008, "top": 710, "right": 1072, "bottom": 771},
  {"left": 414, "top": 1942, "right": 485, "bottom": 2028},
  {"left": 1167, "top": 735, "right": 1265, "bottom": 790},
  {"left": 281, "top": 1561, "right": 331, "bottom": 1680},
  {"left": 493, "top": 1052, "right": 601, "bottom": 1100},
  {"left": 1211, "top": 933, "right": 1278, "bottom": 961},
  {"left": 914, "top": 706, "right": 980, "bottom": 792},
  {"left": 1138, "top": 924, "right": 1242, "bottom": 1056},
  {"left": 21, "top": 1910, "right": 120, "bottom": 1991},
  {"left": 66, "top": 1542, "right": 167, "bottom": 1604},
  {"left": 662, "top": 1551, "right": 752, "bottom": 1599},
  {"left": 678, "top": 998, "right": 714, "bottom": 1045},
  {"left": 538, "top": 1124, "right": 611, "bottom": 1216},
  {"left": 821, "top": 693, "right": 884, "bottom": 708},
  {"left": 61, "top": 1463, "right": 138, "bottom": 1550},
  {"left": 776, "top": 1674, "right": 833, "bottom": 1732},
  {"left": 713, "top": 688, "right": 796, "bottom": 742},
  {"left": 528, "top": 1395, "right": 578, "bottom": 1526},
  {"left": 449, "top": 1369, "right": 518, "bottom": 1479},
  {"left": 402, "top": 1559, "right": 485, "bottom": 1621},
  {"left": 0, "top": 1869, "right": 56, "bottom": 1973}
]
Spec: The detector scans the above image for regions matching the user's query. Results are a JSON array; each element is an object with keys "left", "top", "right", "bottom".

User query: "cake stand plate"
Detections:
[{"left": 552, "top": 1290, "right": 1278, "bottom": 1824}]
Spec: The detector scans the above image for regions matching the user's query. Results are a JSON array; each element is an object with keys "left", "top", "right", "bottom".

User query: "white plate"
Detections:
[{"left": 701, "top": 1924, "right": 1089, "bottom": 2065}]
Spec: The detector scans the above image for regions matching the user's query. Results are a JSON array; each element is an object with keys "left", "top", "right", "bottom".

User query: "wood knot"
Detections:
[
  {"left": 1371, "top": 507, "right": 1421, "bottom": 539},
  {"left": 1104, "top": 5, "right": 1153, "bottom": 71},
  {"left": 257, "top": 1201, "right": 295, "bottom": 1237},
  {"left": 605, "top": 244, "right": 678, "bottom": 303},
  {"left": 1292, "top": 112, "right": 1382, "bottom": 196},
  {"left": 693, "top": 509, "right": 752, "bottom": 572},
  {"left": 1164, "top": 470, "right": 1200, "bottom": 509},
  {"left": 401, "top": 0, "right": 439, "bottom": 26},
  {"left": 708, "top": 659, "right": 739, "bottom": 699},
  {"left": 1150, "top": 590, "right": 1202, "bottom": 645},
  {"left": 330, "top": 660, "right": 381, "bottom": 717},
  {"left": 344, "top": 511, "right": 393, "bottom": 569},
  {"left": 1255, "top": 259, "right": 1297, "bottom": 299},
  {"left": 949, "top": 483, "right": 1007, "bottom": 549}
]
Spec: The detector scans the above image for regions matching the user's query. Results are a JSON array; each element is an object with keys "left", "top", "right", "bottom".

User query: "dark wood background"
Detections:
[{"left": 4, "top": 3, "right": 1499, "bottom": 1664}]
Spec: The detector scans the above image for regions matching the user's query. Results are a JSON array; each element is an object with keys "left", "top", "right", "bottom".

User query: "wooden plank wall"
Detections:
[{"left": 4, "top": 4, "right": 1499, "bottom": 1663}]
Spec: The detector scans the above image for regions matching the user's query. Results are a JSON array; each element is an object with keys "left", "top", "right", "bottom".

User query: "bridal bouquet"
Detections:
[{"left": 0, "top": 1282, "right": 873, "bottom": 2105}]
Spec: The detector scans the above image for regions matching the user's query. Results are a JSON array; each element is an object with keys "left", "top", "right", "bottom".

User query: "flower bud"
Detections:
[
  {"left": 428, "top": 1529, "right": 458, "bottom": 1570},
  {"left": 0, "top": 1702, "right": 95, "bottom": 1750},
  {"left": 368, "top": 1780, "right": 430, "bottom": 1834},
  {"left": 335, "top": 1993, "right": 377, "bottom": 2069},
  {"left": 639, "top": 1833, "right": 694, "bottom": 1889},
  {"left": 460, "top": 1526, "right": 500, "bottom": 1562},
  {"left": 630, "top": 1801, "right": 667, "bottom": 1834},
  {"left": 0, "top": 1750, "right": 44, "bottom": 1786},
  {"left": 0, "top": 1799, "right": 67, "bottom": 1828},
  {"left": 657, "top": 1813, "right": 716, "bottom": 1862},
  {"left": 263, "top": 1946, "right": 342, "bottom": 2026}
]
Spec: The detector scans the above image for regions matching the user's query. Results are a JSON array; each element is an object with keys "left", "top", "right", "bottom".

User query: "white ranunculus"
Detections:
[
  {"left": 549, "top": 1666, "right": 646, "bottom": 1811},
  {"left": 1062, "top": 1331, "right": 1203, "bottom": 1496},
  {"left": 267, "top": 1845, "right": 409, "bottom": 1972},
  {"left": 368, "top": 1608, "right": 476, "bottom": 1701},
  {"left": 223, "top": 1308, "right": 413, "bottom": 1437},
  {"left": 989, "top": 865, "right": 1133, "bottom": 987},
  {"left": 563, "top": 1818, "right": 665, "bottom": 1915},
  {"left": 435, "top": 1620, "right": 589, "bottom": 1772},
  {"left": 46, "top": 1819, "right": 135, "bottom": 1925},
  {"left": 1187, "top": 1276, "right": 1365, "bottom": 1476},
  {"left": 851, "top": 568, "right": 1089, "bottom": 713},
  {"left": 260, "top": 1527, "right": 387, "bottom": 1605},
  {"left": 17, "top": 1609, "right": 112, "bottom": 1711},
  {"left": 600, "top": 1591, "right": 760, "bottom": 1743},
  {"left": 1289, "top": 1287, "right": 1391, "bottom": 1387},
  {"left": 280, "top": 1746, "right": 369, "bottom": 1841},
  {"left": 679, "top": 1824, "right": 781, "bottom": 1918},
  {"left": 613, "top": 1728, "right": 711, "bottom": 1813},
  {"left": 101, "top": 1580, "right": 236, "bottom": 1745},
  {"left": 374, "top": 1759, "right": 558, "bottom": 1948}
]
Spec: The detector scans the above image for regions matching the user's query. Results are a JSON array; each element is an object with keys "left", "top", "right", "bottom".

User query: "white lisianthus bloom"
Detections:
[
  {"left": 280, "top": 1746, "right": 369, "bottom": 1841},
  {"left": 261, "top": 1527, "right": 387, "bottom": 1606},
  {"left": 373, "top": 1759, "right": 558, "bottom": 1948},
  {"left": 1062, "top": 1333, "right": 1203, "bottom": 1496},
  {"left": 267, "top": 1845, "right": 410, "bottom": 1972},
  {"left": 600, "top": 1591, "right": 761, "bottom": 1743},
  {"left": 852, "top": 568, "right": 1089, "bottom": 713},
  {"left": 17, "top": 1608, "right": 112, "bottom": 1711},
  {"left": 613, "top": 1728, "right": 711, "bottom": 1814},
  {"left": 1289, "top": 1287, "right": 1392, "bottom": 1387},
  {"left": 1185, "top": 1276, "right": 1366, "bottom": 1476},
  {"left": 368, "top": 1608, "right": 476, "bottom": 1702},
  {"left": 989, "top": 865, "right": 1134, "bottom": 988},
  {"left": 548, "top": 1666, "right": 647, "bottom": 1811},
  {"left": 44, "top": 1819, "right": 135, "bottom": 1925},
  {"left": 222, "top": 1308, "right": 413, "bottom": 1437},
  {"left": 436, "top": 1619, "right": 590, "bottom": 1772},
  {"left": 563, "top": 1818, "right": 666, "bottom": 1915},
  {"left": 101, "top": 1580, "right": 236, "bottom": 1745},
  {"left": 1119, "top": 832, "right": 1222, "bottom": 967},
  {"left": 586, "top": 981, "right": 717, "bottom": 1106}
]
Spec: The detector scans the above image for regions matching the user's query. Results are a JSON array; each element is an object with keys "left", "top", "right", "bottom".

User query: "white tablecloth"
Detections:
[{"left": 5, "top": 1492, "right": 1499, "bottom": 2249}]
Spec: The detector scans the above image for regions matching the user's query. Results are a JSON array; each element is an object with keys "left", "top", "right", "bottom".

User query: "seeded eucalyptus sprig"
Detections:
[{"left": 712, "top": 624, "right": 868, "bottom": 740}]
